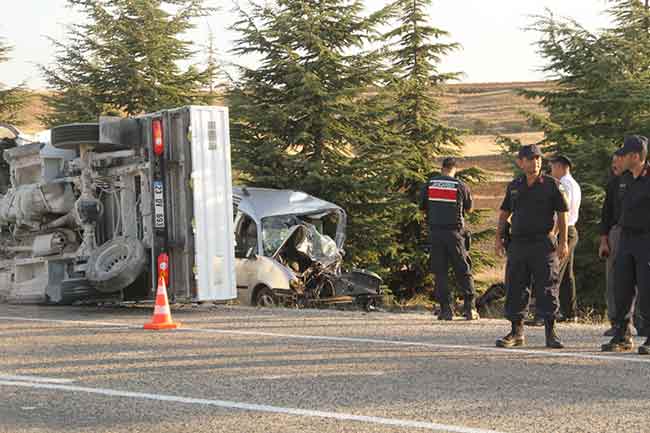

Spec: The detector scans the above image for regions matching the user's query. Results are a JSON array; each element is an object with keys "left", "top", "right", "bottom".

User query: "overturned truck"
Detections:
[{"left": 0, "top": 107, "right": 236, "bottom": 304}]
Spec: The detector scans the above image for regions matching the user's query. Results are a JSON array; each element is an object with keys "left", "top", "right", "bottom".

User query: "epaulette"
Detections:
[
  {"left": 512, "top": 175, "right": 525, "bottom": 186},
  {"left": 544, "top": 174, "right": 560, "bottom": 185}
]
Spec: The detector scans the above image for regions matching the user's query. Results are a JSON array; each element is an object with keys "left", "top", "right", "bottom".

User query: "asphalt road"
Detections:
[{"left": 0, "top": 304, "right": 648, "bottom": 433}]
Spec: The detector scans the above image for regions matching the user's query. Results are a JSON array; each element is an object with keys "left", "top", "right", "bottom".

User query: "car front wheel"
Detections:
[{"left": 254, "top": 286, "right": 277, "bottom": 307}]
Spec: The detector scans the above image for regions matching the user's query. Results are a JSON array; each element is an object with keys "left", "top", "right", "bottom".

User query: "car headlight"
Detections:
[{"left": 289, "top": 278, "right": 303, "bottom": 291}]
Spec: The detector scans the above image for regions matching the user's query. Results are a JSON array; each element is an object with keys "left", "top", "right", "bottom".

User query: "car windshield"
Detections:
[{"left": 261, "top": 215, "right": 339, "bottom": 263}]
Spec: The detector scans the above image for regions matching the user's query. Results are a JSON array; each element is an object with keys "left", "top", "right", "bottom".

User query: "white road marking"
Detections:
[
  {"left": 256, "top": 371, "right": 387, "bottom": 380},
  {"left": 0, "top": 379, "right": 504, "bottom": 433},
  {"left": 0, "top": 374, "right": 75, "bottom": 384},
  {"left": 0, "top": 315, "right": 649, "bottom": 365}
]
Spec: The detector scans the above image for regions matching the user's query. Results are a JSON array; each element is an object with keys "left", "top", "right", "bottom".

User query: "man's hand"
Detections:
[
  {"left": 557, "top": 240, "right": 569, "bottom": 262},
  {"left": 495, "top": 237, "right": 506, "bottom": 258},
  {"left": 495, "top": 210, "right": 510, "bottom": 259},
  {"left": 598, "top": 236, "right": 610, "bottom": 259}
]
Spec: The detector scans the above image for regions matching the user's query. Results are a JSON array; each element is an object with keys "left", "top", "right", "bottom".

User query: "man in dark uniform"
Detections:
[
  {"left": 599, "top": 152, "right": 629, "bottom": 336},
  {"left": 495, "top": 144, "right": 569, "bottom": 349},
  {"left": 602, "top": 136, "right": 650, "bottom": 353},
  {"left": 420, "top": 157, "right": 479, "bottom": 321}
]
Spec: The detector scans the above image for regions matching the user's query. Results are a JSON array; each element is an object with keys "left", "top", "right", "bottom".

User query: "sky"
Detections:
[{"left": 0, "top": 0, "right": 614, "bottom": 89}]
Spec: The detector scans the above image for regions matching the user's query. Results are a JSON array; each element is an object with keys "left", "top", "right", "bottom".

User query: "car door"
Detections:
[{"left": 234, "top": 212, "right": 259, "bottom": 304}]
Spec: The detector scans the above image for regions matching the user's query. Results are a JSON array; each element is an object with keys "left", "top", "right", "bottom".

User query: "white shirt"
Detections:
[{"left": 559, "top": 173, "right": 581, "bottom": 226}]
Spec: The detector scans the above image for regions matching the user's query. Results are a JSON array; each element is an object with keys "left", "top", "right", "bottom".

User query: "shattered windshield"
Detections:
[
  {"left": 262, "top": 215, "right": 339, "bottom": 263},
  {"left": 296, "top": 224, "right": 339, "bottom": 265},
  {"left": 261, "top": 215, "right": 301, "bottom": 256}
]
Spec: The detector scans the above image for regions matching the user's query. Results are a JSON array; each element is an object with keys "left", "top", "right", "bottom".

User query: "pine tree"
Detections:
[
  {"left": 229, "top": 0, "right": 400, "bottom": 270},
  {"left": 518, "top": 0, "right": 650, "bottom": 308},
  {"left": 201, "top": 25, "right": 225, "bottom": 103},
  {"left": 41, "top": 0, "right": 215, "bottom": 126},
  {"left": 0, "top": 38, "right": 28, "bottom": 125},
  {"left": 379, "top": 0, "right": 488, "bottom": 294}
]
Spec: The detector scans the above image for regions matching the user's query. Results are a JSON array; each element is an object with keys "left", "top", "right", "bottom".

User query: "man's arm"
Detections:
[
  {"left": 419, "top": 183, "right": 428, "bottom": 211},
  {"left": 464, "top": 184, "right": 473, "bottom": 213},
  {"left": 496, "top": 184, "right": 513, "bottom": 257},
  {"left": 556, "top": 211, "right": 569, "bottom": 261},
  {"left": 599, "top": 181, "right": 614, "bottom": 258},
  {"left": 495, "top": 209, "right": 511, "bottom": 257}
]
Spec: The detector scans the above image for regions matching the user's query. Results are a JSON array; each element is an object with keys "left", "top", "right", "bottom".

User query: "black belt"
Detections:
[
  {"left": 622, "top": 227, "right": 650, "bottom": 235},
  {"left": 511, "top": 233, "right": 552, "bottom": 242},
  {"left": 430, "top": 225, "right": 463, "bottom": 231}
]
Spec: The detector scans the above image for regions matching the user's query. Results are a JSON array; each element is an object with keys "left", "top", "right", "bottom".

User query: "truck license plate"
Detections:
[{"left": 153, "top": 180, "right": 165, "bottom": 229}]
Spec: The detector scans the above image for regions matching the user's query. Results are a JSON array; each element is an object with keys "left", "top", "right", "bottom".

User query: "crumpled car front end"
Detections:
[{"left": 267, "top": 215, "right": 382, "bottom": 310}]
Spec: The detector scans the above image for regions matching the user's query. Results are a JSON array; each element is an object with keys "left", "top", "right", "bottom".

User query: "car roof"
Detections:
[{"left": 232, "top": 187, "right": 344, "bottom": 221}]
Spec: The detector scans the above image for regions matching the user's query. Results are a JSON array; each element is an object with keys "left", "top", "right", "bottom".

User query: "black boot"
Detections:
[
  {"left": 545, "top": 319, "right": 564, "bottom": 349},
  {"left": 605, "top": 322, "right": 636, "bottom": 337},
  {"left": 603, "top": 323, "right": 617, "bottom": 337},
  {"left": 639, "top": 337, "right": 650, "bottom": 355},
  {"left": 438, "top": 304, "right": 453, "bottom": 321},
  {"left": 524, "top": 316, "right": 545, "bottom": 327},
  {"left": 463, "top": 297, "right": 480, "bottom": 321},
  {"left": 601, "top": 324, "right": 634, "bottom": 352},
  {"left": 496, "top": 320, "right": 524, "bottom": 348}
]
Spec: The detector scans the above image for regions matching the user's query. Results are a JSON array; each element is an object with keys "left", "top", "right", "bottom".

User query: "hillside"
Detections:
[{"left": 11, "top": 81, "right": 549, "bottom": 145}]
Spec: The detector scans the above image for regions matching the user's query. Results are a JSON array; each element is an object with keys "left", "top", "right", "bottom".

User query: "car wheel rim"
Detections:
[{"left": 259, "top": 293, "right": 275, "bottom": 307}]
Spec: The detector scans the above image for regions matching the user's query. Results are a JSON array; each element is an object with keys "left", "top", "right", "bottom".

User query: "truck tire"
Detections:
[
  {"left": 86, "top": 237, "right": 147, "bottom": 293},
  {"left": 51, "top": 123, "right": 130, "bottom": 152}
]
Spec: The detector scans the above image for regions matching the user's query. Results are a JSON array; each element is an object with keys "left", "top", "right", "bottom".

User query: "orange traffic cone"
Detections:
[{"left": 144, "top": 277, "right": 180, "bottom": 330}]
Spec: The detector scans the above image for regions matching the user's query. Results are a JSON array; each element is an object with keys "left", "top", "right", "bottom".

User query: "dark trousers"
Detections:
[
  {"left": 558, "top": 226, "right": 579, "bottom": 318},
  {"left": 613, "top": 232, "right": 650, "bottom": 334},
  {"left": 505, "top": 237, "right": 560, "bottom": 321},
  {"left": 429, "top": 228, "right": 476, "bottom": 306},
  {"left": 606, "top": 226, "right": 640, "bottom": 325}
]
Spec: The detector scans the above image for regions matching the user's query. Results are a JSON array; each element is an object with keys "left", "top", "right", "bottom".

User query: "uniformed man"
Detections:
[
  {"left": 495, "top": 144, "right": 569, "bottom": 349},
  {"left": 599, "top": 152, "right": 627, "bottom": 336},
  {"left": 550, "top": 155, "right": 581, "bottom": 322},
  {"left": 601, "top": 136, "right": 650, "bottom": 353},
  {"left": 420, "top": 157, "right": 479, "bottom": 321}
]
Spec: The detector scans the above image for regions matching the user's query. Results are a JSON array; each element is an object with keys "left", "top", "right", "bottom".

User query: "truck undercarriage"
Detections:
[{"left": 0, "top": 107, "right": 236, "bottom": 305}]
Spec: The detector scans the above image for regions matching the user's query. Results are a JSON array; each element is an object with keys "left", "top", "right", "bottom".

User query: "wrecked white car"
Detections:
[{"left": 233, "top": 187, "right": 382, "bottom": 309}]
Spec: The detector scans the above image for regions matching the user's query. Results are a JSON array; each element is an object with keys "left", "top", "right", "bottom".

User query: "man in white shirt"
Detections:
[{"left": 551, "top": 155, "right": 582, "bottom": 322}]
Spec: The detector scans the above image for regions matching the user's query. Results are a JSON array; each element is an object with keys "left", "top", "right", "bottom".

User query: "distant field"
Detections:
[
  {"left": 441, "top": 81, "right": 550, "bottom": 137},
  {"left": 461, "top": 131, "right": 544, "bottom": 157},
  {"left": 1, "top": 92, "right": 49, "bottom": 135}
]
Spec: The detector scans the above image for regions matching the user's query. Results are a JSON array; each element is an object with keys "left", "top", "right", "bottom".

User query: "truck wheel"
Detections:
[
  {"left": 254, "top": 286, "right": 277, "bottom": 307},
  {"left": 51, "top": 123, "right": 130, "bottom": 151},
  {"left": 86, "top": 237, "right": 146, "bottom": 293}
]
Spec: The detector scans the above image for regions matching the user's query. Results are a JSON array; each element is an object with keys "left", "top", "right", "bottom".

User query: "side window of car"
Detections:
[{"left": 235, "top": 214, "right": 258, "bottom": 258}]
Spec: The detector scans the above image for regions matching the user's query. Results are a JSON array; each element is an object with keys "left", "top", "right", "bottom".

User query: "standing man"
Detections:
[
  {"left": 550, "top": 155, "right": 582, "bottom": 322},
  {"left": 495, "top": 144, "right": 569, "bottom": 349},
  {"left": 599, "top": 152, "right": 626, "bottom": 336},
  {"left": 602, "top": 136, "right": 650, "bottom": 354},
  {"left": 420, "top": 157, "right": 479, "bottom": 321}
]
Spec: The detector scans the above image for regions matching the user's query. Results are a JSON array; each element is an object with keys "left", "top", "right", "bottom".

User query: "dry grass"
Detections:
[
  {"left": 474, "top": 263, "right": 505, "bottom": 287},
  {"left": 6, "top": 91, "right": 51, "bottom": 134},
  {"left": 440, "top": 88, "right": 547, "bottom": 134},
  {"left": 461, "top": 132, "right": 545, "bottom": 157}
]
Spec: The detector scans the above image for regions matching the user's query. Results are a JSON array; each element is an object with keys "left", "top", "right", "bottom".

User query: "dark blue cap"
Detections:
[
  {"left": 551, "top": 154, "right": 573, "bottom": 169},
  {"left": 518, "top": 144, "right": 543, "bottom": 159},
  {"left": 616, "top": 135, "right": 648, "bottom": 156}
]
